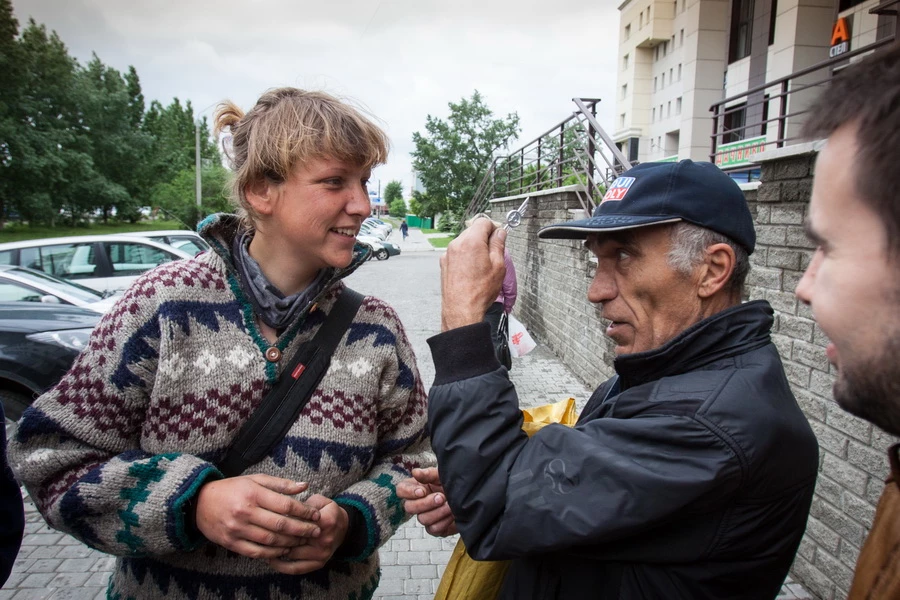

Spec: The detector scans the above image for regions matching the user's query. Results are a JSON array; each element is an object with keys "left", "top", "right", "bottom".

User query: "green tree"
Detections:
[
  {"left": 407, "top": 195, "right": 422, "bottom": 218},
  {"left": 411, "top": 90, "right": 519, "bottom": 215},
  {"left": 0, "top": 0, "right": 22, "bottom": 224},
  {"left": 383, "top": 180, "right": 403, "bottom": 205},
  {"left": 6, "top": 19, "right": 93, "bottom": 226},
  {"left": 388, "top": 197, "right": 407, "bottom": 217},
  {"left": 151, "top": 164, "right": 231, "bottom": 226},
  {"left": 76, "top": 55, "right": 153, "bottom": 222}
]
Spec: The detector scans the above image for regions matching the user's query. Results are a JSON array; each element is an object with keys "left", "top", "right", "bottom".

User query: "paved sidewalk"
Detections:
[
  {"left": 387, "top": 227, "right": 437, "bottom": 253},
  {"left": 3, "top": 251, "right": 812, "bottom": 599}
]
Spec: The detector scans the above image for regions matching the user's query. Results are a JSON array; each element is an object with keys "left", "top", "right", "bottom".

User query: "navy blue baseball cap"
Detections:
[{"left": 538, "top": 160, "right": 756, "bottom": 254}]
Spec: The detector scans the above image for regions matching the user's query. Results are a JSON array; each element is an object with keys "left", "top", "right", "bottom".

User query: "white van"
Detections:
[{"left": 0, "top": 235, "right": 192, "bottom": 295}]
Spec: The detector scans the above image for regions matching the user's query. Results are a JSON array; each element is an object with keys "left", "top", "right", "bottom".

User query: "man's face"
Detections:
[
  {"left": 586, "top": 225, "right": 702, "bottom": 355},
  {"left": 796, "top": 124, "right": 900, "bottom": 436}
]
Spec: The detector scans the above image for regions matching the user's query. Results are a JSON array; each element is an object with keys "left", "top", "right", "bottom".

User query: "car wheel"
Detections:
[
  {"left": 374, "top": 248, "right": 389, "bottom": 261},
  {"left": 0, "top": 390, "right": 32, "bottom": 421}
]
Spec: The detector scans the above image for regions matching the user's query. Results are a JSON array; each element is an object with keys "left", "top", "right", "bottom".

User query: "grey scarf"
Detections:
[{"left": 232, "top": 231, "right": 328, "bottom": 332}]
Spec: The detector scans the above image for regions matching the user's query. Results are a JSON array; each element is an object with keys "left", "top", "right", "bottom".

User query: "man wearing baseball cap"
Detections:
[{"left": 400, "top": 159, "right": 819, "bottom": 599}]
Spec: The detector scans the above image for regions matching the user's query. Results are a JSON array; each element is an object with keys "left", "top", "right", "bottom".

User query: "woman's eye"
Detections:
[
  {"left": 325, "top": 178, "right": 342, "bottom": 186},
  {"left": 617, "top": 250, "right": 630, "bottom": 261}
]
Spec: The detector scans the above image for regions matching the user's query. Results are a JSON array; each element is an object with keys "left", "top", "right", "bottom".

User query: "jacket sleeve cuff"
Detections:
[
  {"left": 427, "top": 321, "right": 500, "bottom": 386},
  {"left": 332, "top": 505, "right": 367, "bottom": 560}
]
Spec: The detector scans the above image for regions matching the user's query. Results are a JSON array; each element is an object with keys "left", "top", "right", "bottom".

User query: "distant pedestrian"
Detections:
[{"left": 400, "top": 219, "right": 409, "bottom": 240}]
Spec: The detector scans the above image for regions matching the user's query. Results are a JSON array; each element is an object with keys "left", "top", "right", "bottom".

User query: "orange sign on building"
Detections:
[{"left": 830, "top": 17, "right": 851, "bottom": 58}]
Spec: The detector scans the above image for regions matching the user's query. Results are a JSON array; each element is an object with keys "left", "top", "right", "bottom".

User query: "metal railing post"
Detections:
[{"left": 778, "top": 80, "right": 788, "bottom": 148}]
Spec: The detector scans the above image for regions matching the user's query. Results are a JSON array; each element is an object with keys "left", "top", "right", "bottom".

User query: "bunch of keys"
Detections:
[{"left": 503, "top": 197, "right": 529, "bottom": 231}]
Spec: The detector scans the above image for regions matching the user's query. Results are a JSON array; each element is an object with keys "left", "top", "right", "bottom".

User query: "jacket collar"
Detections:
[{"left": 613, "top": 300, "right": 775, "bottom": 390}]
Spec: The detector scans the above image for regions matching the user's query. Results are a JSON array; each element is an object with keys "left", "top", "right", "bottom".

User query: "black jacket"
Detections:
[
  {"left": 427, "top": 300, "right": 818, "bottom": 599},
  {"left": 1, "top": 402, "right": 24, "bottom": 586}
]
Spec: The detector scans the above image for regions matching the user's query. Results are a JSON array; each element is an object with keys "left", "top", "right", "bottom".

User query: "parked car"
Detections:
[
  {"left": 357, "top": 236, "right": 401, "bottom": 261},
  {"left": 0, "top": 302, "right": 99, "bottom": 420},
  {"left": 359, "top": 221, "right": 388, "bottom": 240},
  {"left": 0, "top": 265, "right": 119, "bottom": 313},
  {"left": 0, "top": 235, "right": 192, "bottom": 295},
  {"left": 364, "top": 217, "right": 393, "bottom": 236},
  {"left": 112, "top": 230, "right": 210, "bottom": 257}
]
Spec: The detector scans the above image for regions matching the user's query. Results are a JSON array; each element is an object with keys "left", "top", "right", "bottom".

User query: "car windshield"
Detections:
[{"left": 7, "top": 267, "right": 104, "bottom": 302}]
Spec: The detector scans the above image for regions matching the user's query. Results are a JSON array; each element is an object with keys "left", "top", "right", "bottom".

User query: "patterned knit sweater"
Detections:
[{"left": 7, "top": 214, "right": 434, "bottom": 600}]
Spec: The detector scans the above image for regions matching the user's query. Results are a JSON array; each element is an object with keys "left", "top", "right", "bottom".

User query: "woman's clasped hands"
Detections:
[{"left": 195, "top": 474, "right": 350, "bottom": 574}]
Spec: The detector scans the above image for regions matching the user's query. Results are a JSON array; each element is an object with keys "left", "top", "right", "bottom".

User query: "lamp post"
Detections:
[
  {"left": 194, "top": 102, "right": 219, "bottom": 227},
  {"left": 195, "top": 123, "right": 201, "bottom": 224}
]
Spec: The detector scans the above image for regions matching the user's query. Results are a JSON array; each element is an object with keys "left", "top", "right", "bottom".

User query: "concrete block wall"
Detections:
[{"left": 488, "top": 152, "right": 896, "bottom": 599}]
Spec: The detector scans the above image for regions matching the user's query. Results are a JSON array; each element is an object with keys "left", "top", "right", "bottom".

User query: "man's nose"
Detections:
[
  {"left": 587, "top": 265, "right": 616, "bottom": 304},
  {"left": 795, "top": 250, "right": 820, "bottom": 305}
]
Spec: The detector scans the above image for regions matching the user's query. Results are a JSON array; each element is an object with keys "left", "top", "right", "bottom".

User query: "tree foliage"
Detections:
[
  {"left": 383, "top": 180, "right": 403, "bottom": 205},
  {"left": 0, "top": 5, "right": 223, "bottom": 228},
  {"left": 388, "top": 198, "right": 407, "bottom": 217},
  {"left": 411, "top": 91, "right": 519, "bottom": 216}
]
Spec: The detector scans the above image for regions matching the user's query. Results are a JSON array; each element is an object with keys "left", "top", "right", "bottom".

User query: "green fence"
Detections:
[{"left": 405, "top": 215, "right": 432, "bottom": 229}]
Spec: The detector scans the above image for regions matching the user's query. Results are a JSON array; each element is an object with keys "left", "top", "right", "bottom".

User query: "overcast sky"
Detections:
[{"left": 15, "top": 0, "right": 620, "bottom": 198}]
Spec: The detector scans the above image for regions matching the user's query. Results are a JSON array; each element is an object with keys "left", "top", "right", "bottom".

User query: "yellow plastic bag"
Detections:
[{"left": 433, "top": 398, "right": 578, "bottom": 600}]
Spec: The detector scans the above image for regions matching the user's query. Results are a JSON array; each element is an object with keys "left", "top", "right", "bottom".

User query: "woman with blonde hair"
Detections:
[{"left": 9, "top": 88, "right": 432, "bottom": 599}]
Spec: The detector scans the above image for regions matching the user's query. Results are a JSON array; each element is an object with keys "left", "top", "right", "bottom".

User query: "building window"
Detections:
[
  {"left": 661, "top": 73, "right": 666, "bottom": 87},
  {"left": 680, "top": 29, "right": 684, "bottom": 47},
  {"left": 768, "top": 0, "right": 777, "bottom": 46},
  {"left": 676, "top": 97, "right": 682, "bottom": 115},
  {"left": 669, "top": 67, "right": 674, "bottom": 82},
  {"left": 652, "top": 107, "right": 656, "bottom": 122},
  {"left": 640, "top": 11, "right": 644, "bottom": 27},
  {"left": 654, "top": 76, "right": 658, "bottom": 91},
  {"left": 663, "top": 41, "right": 668, "bottom": 56},
  {"left": 667, "top": 101, "right": 672, "bottom": 117},
  {"left": 628, "top": 137, "right": 640, "bottom": 163},
  {"left": 625, "top": 23, "right": 631, "bottom": 39},
  {"left": 839, "top": 0, "right": 867, "bottom": 10},
  {"left": 624, "top": 54, "right": 630, "bottom": 70},
  {"left": 723, "top": 103, "right": 747, "bottom": 143},
  {"left": 620, "top": 113, "right": 626, "bottom": 128},
  {"left": 622, "top": 84, "right": 628, "bottom": 99},
  {"left": 729, "top": 0, "right": 754, "bottom": 63},
  {"left": 678, "top": 63, "right": 682, "bottom": 80}
]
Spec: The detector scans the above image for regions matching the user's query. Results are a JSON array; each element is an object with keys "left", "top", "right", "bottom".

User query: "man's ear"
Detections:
[
  {"left": 697, "top": 243, "right": 736, "bottom": 299},
  {"left": 244, "top": 178, "right": 276, "bottom": 216}
]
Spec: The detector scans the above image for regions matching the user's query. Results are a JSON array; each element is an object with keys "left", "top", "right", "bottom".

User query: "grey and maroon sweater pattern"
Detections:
[{"left": 7, "top": 214, "right": 434, "bottom": 599}]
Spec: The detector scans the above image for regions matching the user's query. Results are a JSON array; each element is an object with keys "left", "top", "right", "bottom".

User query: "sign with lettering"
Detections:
[
  {"left": 829, "top": 17, "right": 850, "bottom": 58},
  {"left": 715, "top": 135, "right": 767, "bottom": 169}
]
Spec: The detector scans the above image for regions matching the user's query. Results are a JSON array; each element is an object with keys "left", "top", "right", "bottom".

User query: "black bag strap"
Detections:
[{"left": 218, "top": 287, "right": 365, "bottom": 478}]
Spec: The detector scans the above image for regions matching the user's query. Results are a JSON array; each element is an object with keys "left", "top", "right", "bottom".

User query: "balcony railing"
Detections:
[
  {"left": 709, "top": 36, "right": 895, "bottom": 172},
  {"left": 464, "top": 98, "right": 632, "bottom": 223}
]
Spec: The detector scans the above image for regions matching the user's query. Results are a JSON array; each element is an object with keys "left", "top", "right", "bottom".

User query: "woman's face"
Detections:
[{"left": 250, "top": 156, "right": 372, "bottom": 274}]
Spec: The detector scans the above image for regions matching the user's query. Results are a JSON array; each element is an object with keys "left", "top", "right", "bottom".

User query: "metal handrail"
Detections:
[
  {"left": 463, "top": 97, "right": 630, "bottom": 222},
  {"left": 709, "top": 36, "right": 895, "bottom": 166}
]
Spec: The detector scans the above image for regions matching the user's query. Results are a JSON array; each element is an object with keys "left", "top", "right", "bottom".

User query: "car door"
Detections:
[
  {"left": 16, "top": 242, "right": 109, "bottom": 289},
  {"left": 98, "top": 240, "right": 184, "bottom": 293}
]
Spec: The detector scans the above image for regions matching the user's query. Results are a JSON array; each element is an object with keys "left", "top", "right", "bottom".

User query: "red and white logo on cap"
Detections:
[{"left": 602, "top": 177, "right": 635, "bottom": 202}]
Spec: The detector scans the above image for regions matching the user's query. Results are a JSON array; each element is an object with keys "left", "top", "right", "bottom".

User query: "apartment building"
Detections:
[{"left": 613, "top": 0, "right": 897, "bottom": 174}]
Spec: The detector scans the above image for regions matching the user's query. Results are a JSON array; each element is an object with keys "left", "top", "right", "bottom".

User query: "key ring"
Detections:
[{"left": 504, "top": 197, "right": 530, "bottom": 231}]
